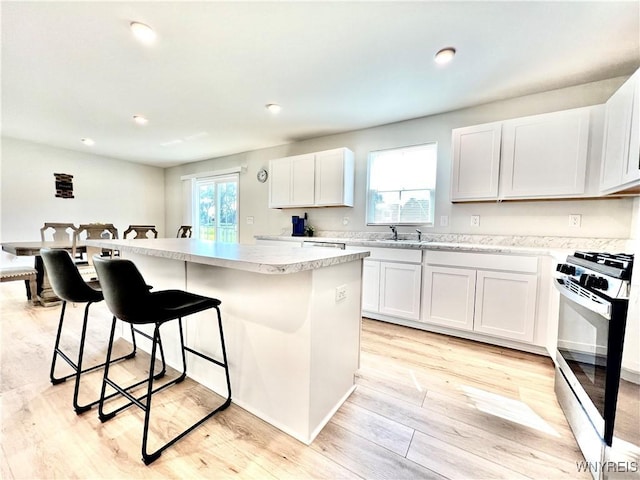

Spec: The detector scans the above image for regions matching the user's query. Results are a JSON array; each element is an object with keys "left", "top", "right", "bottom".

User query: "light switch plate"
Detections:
[{"left": 440, "top": 215, "right": 449, "bottom": 227}]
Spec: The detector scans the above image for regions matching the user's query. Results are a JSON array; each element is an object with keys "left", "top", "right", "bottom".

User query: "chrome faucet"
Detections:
[
  {"left": 389, "top": 225, "right": 398, "bottom": 241},
  {"left": 416, "top": 229, "right": 422, "bottom": 241}
]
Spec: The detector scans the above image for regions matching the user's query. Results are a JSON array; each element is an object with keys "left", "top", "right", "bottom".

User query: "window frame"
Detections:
[
  {"left": 365, "top": 143, "right": 438, "bottom": 227},
  {"left": 192, "top": 172, "right": 239, "bottom": 243}
]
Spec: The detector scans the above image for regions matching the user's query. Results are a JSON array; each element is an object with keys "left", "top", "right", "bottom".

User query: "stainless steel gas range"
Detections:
[{"left": 554, "top": 251, "right": 639, "bottom": 480}]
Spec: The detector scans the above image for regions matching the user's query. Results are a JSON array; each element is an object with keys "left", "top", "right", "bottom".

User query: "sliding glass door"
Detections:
[{"left": 194, "top": 174, "right": 238, "bottom": 242}]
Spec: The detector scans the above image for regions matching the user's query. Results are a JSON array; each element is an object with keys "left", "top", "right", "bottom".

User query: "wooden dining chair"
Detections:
[
  {"left": 76, "top": 223, "right": 120, "bottom": 265},
  {"left": 123, "top": 225, "right": 158, "bottom": 239},
  {"left": 176, "top": 225, "right": 192, "bottom": 238},
  {"left": 40, "top": 223, "right": 80, "bottom": 260}
]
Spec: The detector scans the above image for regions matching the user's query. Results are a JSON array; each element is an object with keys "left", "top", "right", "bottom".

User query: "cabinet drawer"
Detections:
[
  {"left": 425, "top": 250, "right": 538, "bottom": 274},
  {"left": 365, "top": 247, "right": 422, "bottom": 263}
]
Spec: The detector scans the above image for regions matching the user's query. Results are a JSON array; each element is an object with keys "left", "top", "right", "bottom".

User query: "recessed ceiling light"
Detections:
[
  {"left": 130, "top": 22, "right": 156, "bottom": 44},
  {"left": 81, "top": 138, "right": 95, "bottom": 146},
  {"left": 434, "top": 47, "right": 456, "bottom": 65},
  {"left": 265, "top": 103, "right": 282, "bottom": 114},
  {"left": 133, "top": 115, "right": 148, "bottom": 125}
]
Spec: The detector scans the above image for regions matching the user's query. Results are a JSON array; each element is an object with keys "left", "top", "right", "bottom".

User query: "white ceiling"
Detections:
[{"left": 2, "top": 1, "right": 639, "bottom": 168}]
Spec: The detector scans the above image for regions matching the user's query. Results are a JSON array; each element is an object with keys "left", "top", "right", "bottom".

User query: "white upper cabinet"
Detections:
[
  {"left": 451, "top": 106, "right": 597, "bottom": 202},
  {"left": 451, "top": 122, "right": 502, "bottom": 201},
  {"left": 501, "top": 107, "right": 590, "bottom": 198},
  {"left": 314, "top": 148, "right": 355, "bottom": 206},
  {"left": 600, "top": 69, "right": 640, "bottom": 194},
  {"left": 268, "top": 148, "right": 354, "bottom": 208},
  {"left": 269, "top": 153, "right": 315, "bottom": 208},
  {"left": 291, "top": 154, "right": 316, "bottom": 206}
]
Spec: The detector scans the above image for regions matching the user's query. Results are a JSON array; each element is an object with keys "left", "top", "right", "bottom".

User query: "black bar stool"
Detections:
[
  {"left": 40, "top": 248, "right": 140, "bottom": 413},
  {"left": 92, "top": 256, "right": 231, "bottom": 465}
]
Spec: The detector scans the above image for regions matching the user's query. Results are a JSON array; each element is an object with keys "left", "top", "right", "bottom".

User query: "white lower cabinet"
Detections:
[
  {"left": 422, "top": 266, "right": 476, "bottom": 331},
  {"left": 360, "top": 247, "right": 422, "bottom": 321},
  {"left": 421, "top": 251, "right": 539, "bottom": 345},
  {"left": 473, "top": 270, "right": 537, "bottom": 343},
  {"left": 362, "top": 260, "right": 381, "bottom": 312},
  {"left": 378, "top": 262, "right": 422, "bottom": 320}
]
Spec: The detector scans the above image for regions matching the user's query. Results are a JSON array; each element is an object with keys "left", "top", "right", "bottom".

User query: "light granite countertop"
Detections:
[
  {"left": 86, "top": 238, "right": 370, "bottom": 275},
  {"left": 255, "top": 232, "right": 632, "bottom": 257}
]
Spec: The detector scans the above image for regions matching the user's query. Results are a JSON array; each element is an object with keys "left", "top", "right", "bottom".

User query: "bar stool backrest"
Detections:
[
  {"left": 93, "top": 256, "right": 151, "bottom": 324},
  {"left": 40, "top": 248, "right": 103, "bottom": 303}
]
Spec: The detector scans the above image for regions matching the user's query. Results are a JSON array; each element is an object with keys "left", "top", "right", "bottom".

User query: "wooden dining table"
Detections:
[{"left": 2, "top": 240, "right": 87, "bottom": 306}]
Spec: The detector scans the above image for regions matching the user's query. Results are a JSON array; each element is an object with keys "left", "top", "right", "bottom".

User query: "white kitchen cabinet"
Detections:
[
  {"left": 268, "top": 154, "right": 315, "bottom": 208},
  {"left": 379, "top": 262, "right": 422, "bottom": 321},
  {"left": 451, "top": 106, "right": 596, "bottom": 202},
  {"left": 421, "top": 251, "right": 539, "bottom": 345},
  {"left": 501, "top": 107, "right": 590, "bottom": 198},
  {"left": 268, "top": 148, "right": 354, "bottom": 208},
  {"left": 473, "top": 270, "right": 537, "bottom": 343},
  {"left": 360, "top": 247, "right": 422, "bottom": 321},
  {"left": 314, "top": 148, "right": 355, "bottom": 206},
  {"left": 600, "top": 69, "right": 640, "bottom": 194},
  {"left": 451, "top": 122, "right": 502, "bottom": 201},
  {"left": 422, "top": 266, "right": 476, "bottom": 331},
  {"left": 362, "top": 260, "right": 380, "bottom": 312}
]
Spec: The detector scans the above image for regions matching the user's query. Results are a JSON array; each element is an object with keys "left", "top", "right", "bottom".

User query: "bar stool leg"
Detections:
[
  {"left": 98, "top": 321, "right": 174, "bottom": 423},
  {"left": 50, "top": 302, "right": 138, "bottom": 413},
  {"left": 50, "top": 301, "right": 69, "bottom": 385},
  {"left": 140, "top": 313, "right": 231, "bottom": 465}
]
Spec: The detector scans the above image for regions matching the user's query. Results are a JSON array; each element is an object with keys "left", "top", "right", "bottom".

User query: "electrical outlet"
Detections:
[
  {"left": 569, "top": 214, "right": 581, "bottom": 227},
  {"left": 470, "top": 215, "right": 480, "bottom": 227},
  {"left": 343, "top": 216, "right": 350, "bottom": 226},
  {"left": 440, "top": 215, "right": 449, "bottom": 227},
  {"left": 246, "top": 216, "right": 254, "bottom": 225},
  {"left": 335, "top": 285, "right": 347, "bottom": 302}
]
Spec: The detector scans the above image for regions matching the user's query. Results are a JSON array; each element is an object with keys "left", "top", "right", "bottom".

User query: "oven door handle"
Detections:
[{"left": 554, "top": 278, "right": 611, "bottom": 320}]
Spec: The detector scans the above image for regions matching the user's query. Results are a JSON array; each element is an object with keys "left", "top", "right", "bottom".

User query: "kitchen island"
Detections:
[{"left": 86, "top": 238, "right": 370, "bottom": 445}]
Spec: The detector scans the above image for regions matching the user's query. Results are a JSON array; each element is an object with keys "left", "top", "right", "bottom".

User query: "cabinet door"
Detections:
[
  {"left": 474, "top": 270, "right": 537, "bottom": 343},
  {"left": 268, "top": 157, "right": 292, "bottom": 208},
  {"left": 362, "top": 260, "right": 380, "bottom": 313},
  {"left": 290, "top": 154, "right": 316, "bottom": 206},
  {"left": 379, "top": 262, "right": 421, "bottom": 320},
  {"left": 601, "top": 72, "right": 637, "bottom": 191},
  {"left": 501, "top": 107, "right": 590, "bottom": 198},
  {"left": 451, "top": 123, "right": 502, "bottom": 201},
  {"left": 421, "top": 266, "right": 475, "bottom": 331},
  {"left": 622, "top": 71, "right": 640, "bottom": 184},
  {"left": 315, "top": 149, "right": 347, "bottom": 206}
]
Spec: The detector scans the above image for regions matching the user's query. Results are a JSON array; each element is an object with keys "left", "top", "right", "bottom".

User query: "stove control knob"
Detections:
[
  {"left": 579, "top": 273, "right": 593, "bottom": 287},
  {"left": 556, "top": 264, "right": 576, "bottom": 275},
  {"left": 580, "top": 274, "right": 609, "bottom": 290},
  {"left": 593, "top": 277, "right": 609, "bottom": 290}
]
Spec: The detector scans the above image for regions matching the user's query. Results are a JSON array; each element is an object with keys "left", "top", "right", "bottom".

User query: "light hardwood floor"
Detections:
[{"left": 0, "top": 281, "right": 588, "bottom": 479}]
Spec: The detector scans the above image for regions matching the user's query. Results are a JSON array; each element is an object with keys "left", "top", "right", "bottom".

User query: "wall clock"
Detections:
[{"left": 257, "top": 168, "right": 268, "bottom": 183}]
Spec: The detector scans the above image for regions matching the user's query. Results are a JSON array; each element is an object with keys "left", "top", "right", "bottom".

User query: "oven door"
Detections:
[{"left": 554, "top": 277, "right": 627, "bottom": 445}]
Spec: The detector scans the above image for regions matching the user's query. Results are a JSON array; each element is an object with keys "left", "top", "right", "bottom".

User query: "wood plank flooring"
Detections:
[{"left": 0, "top": 281, "right": 588, "bottom": 479}]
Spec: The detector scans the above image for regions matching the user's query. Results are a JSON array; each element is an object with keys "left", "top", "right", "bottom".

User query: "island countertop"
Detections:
[{"left": 86, "top": 238, "right": 370, "bottom": 275}]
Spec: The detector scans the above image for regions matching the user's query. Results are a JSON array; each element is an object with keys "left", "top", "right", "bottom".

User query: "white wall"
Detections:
[
  {"left": 165, "top": 76, "right": 636, "bottom": 244},
  {"left": 1, "top": 137, "right": 165, "bottom": 265}
]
